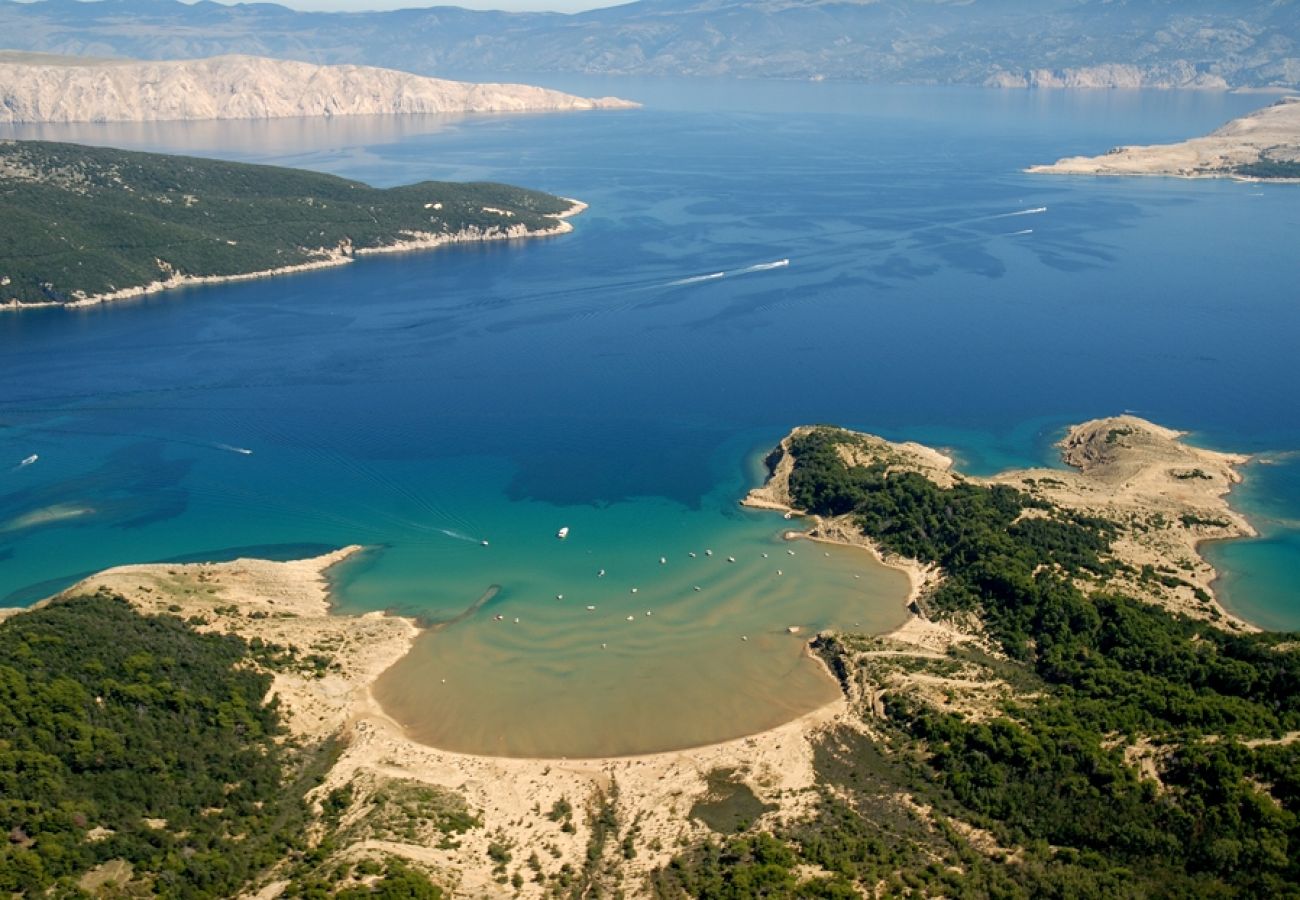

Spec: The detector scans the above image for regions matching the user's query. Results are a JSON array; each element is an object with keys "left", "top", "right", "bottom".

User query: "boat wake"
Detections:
[
  {"left": 667, "top": 272, "right": 725, "bottom": 286},
  {"left": 666, "top": 259, "right": 789, "bottom": 287},
  {"left": 215, "top": 443, "right": 253, "bottom": 455},
  {"left": 438, "top": 528, "right": 481, "bottom": 543},
  {"left": 994, "top": 206, "right": 1048, "bottom": 219},
  {"left": 1006, "top": 228, "right": 1034, "bottom": 236},
  {"left": 733, "top": 259, "right": 790, "bottom": 275}
]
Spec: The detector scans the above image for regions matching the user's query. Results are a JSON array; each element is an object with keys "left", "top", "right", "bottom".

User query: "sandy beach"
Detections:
[
  {"left": 59, "top": 545, "right": 845, "bottom": 897},
  {"left": 10, "top": 413, "right": 1257, "bottom": 895}
]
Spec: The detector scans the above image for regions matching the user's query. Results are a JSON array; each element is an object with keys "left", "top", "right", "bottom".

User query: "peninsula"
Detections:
[
  {"left": 3, "top": 415, "right": 1296, "bottom": 896},
  {"left": 0, "top": 140, "right": 585, "bottom": 309},
  {"left": 1029, "top": 96, "right": 1300, "bottom": 180},
  {"left": 0, "top": 52, "right": 636, "bottom": 124}
]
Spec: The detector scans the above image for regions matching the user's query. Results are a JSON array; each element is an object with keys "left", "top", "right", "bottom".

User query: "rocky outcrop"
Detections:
[{"left": 0, "top": 53, "right": 638, "bottom": 124}]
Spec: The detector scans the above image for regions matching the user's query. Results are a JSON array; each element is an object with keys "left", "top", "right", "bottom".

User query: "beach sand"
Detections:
[{"left": 58, "top": 546, "right": 842, "bottom": 897}]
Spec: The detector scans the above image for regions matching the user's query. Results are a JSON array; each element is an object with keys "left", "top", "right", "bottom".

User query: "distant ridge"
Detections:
[
  {"left": 0, "top": 52, "right": 637, "bottom": 124},
  {"left": 0, "top": 0, "right": 1296, "bottom": 88}
]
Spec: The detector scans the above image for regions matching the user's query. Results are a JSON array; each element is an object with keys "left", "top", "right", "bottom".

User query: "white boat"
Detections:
[
  {"left": 557, "top": 526, "right": 570, "bottom": 539},
  {"left": 19, "top": 454, "right": 37, "bottom": 466}
]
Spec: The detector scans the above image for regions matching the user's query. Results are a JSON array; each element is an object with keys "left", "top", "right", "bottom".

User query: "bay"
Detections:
[{"left": 2, "top": 81, "right": 1297, "bottom": 755}]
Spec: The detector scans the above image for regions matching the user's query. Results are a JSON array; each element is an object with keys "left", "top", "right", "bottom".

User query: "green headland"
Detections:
[{"left": 0, "top": 140, "right": 580, "bottom": 309}]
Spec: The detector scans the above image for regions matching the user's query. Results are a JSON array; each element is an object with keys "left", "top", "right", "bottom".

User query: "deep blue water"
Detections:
[{"left": 2, "top": 81, "right": 1297, "bottom": 633}]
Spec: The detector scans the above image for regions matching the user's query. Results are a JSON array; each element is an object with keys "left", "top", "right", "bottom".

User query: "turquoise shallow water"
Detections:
[{"left": 2, "top": 81, "right": 1297, "bottom": 754}]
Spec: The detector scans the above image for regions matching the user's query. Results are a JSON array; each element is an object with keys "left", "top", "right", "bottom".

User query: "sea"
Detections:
[{"left": 2, "top": 79, "right": 1297, "bottom": 756}]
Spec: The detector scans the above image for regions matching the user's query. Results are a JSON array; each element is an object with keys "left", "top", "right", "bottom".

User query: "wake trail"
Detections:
[
  {"left": 667, "top": 272, "right": 725, "bottom": 286},
  {"left": 990, "top": 206, "right": 1048, "bottom": 219},
  {"left": 664, "top": 259, "right": 790, "bottom": 288}
]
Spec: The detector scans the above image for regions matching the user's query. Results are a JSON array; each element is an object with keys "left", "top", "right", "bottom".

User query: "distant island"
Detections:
[
  {"left": 0, "top": 141, "right": 586, "bottom": 310},
  {"left": 0, "top": 52, "right": 637, "bottom": 125},
  {"left": 1, "top": 0, "right": 1296, "bottom": 88},
  {"left": 1029, "top": 96, "right": 1300, "bottom": 180},
  {"left": 3, "top": 415, "right": 1297, "bottom": 896}
]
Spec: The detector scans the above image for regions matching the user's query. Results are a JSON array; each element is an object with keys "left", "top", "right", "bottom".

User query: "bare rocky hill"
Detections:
[
  {"left": 0, "top": 52, "right": 636, "bottom": 124},
  {"left": 1029, "top": 96, "right": 1300, "bottom": 179}
]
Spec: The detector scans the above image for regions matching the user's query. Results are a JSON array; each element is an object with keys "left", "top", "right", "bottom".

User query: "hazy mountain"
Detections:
[
  {"left": 0, "top": 52, "right": 636, "bottom": 124},
  {"left": 0, "top": 0, "right": 1296, "bottom": 87}
]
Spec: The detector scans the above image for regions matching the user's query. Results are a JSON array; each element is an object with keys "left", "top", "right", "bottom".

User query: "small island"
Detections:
[
  {"left": 2, "top": 416, "right": 1297, "bottom": 897},
  {"left": 1028, "top": 96, "right": 1300, "bottom": 180},
  {"left": 0, "top": 140, "right": 586, "bottom": 310}
]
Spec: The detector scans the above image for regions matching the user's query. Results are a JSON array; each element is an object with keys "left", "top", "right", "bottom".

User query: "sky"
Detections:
[{"left": 187, "top": 0, "right": 617, "bottom": 12}]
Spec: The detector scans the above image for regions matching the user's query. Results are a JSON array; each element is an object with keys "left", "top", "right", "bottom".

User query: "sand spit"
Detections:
[
  {"left": 50, "top": 547, "right": 841, "bottom": 896},
  {"left": 2, "top": 204, "right": 583, "bottom": 313},
  {"left": 745, "top": 415, "right": 1257, "bottom": 636},
  {"left": 1027, "top": 95, "right": 1300, "bottom": 180}
]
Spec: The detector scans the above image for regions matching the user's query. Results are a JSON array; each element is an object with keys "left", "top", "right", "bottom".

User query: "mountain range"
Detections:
[{"left": 2, "top": 0, "right": 1297, "bottom": 88}]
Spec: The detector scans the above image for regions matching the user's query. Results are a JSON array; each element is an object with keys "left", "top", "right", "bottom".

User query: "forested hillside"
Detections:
[
  {"left": 656, "top": 426, "right": 1300, "bottom": 897},
  {"left": 0, "top": 140, "right": 575, "bottom": 307}
]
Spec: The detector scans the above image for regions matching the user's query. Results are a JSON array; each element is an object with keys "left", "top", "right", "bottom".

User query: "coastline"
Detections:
[
  {"left": 2, "top": 413, "right": 1273, "bottom": 894},
  {"left": 1027, "top": 95, "right": 1300, "bottom": 180},
  {"left": 0, "top": 200, "right": 585, "bottom": 313},
  {"left": 33, "top": 543, "right": 847, "bottom": 897},
  {"left": 744, "top": 416, "right": 1262, "bottom": 641}
]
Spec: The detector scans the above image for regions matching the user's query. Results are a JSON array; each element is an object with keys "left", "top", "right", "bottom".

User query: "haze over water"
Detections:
[{"left": 2, "top": 81, "right": 1298, "bottom": 755}]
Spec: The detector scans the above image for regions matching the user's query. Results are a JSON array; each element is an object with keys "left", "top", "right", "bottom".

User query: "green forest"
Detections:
[
  {"left": 657, "top": 427, "right": 1300, "bottom": 898},
  {"left": 0, "top": 140, "right": 574, "bottom": 306},
  {"left": 0, "top": 591, "right": 440, "bottom": 897}
]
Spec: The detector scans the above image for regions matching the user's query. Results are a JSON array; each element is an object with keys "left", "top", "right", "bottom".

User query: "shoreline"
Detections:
[
  {"left": 27, "top": 546, "right": 845, "bottom": 896},
  {"left": 743, "top": 416, "right": 1263, "bottom": 638},
  {"left": 3, "top": 414, "right": 1273, "bottom": 894},
  {"left": 0, "top": 200, "right": 585, "bottom": 313},
  {"left": 1027, "top": 95, "right": 1300, "bottom": 180}
]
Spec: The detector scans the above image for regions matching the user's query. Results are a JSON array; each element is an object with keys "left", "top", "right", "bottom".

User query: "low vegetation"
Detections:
[
  {"left": 0, "top": 589, "right": 443, "bottom": 897},
  {"left": 1233, "top": 157, "right": 1300, "bottom": 179}
]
